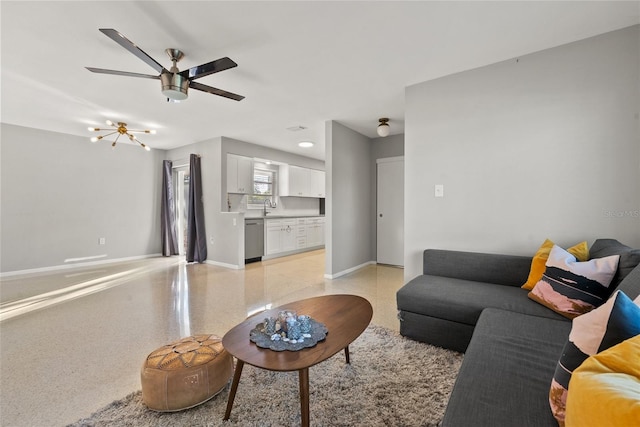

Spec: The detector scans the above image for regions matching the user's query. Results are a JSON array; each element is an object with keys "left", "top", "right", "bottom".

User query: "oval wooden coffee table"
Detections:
[{"left": 222, "top": 294, "right": 373, "bottom": 426}]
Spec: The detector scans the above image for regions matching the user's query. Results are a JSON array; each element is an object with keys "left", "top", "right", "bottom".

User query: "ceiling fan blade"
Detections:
[
  {"left": 189, "top": 81, "right": 244, "bottom": 101},
  {"left": 180, "top": 57, "right": 238, "bottom": 80},
  {"left": 99, "top": 28, "right": 166, "bottom": 74},
  {"left": 86, "top": 67, "right": 160, "bottom": 80}
]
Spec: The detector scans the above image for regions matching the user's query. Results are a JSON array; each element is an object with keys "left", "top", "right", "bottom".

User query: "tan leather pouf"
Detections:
[{"left": 141, "top": 334, "right": 233, "bottom": 412}]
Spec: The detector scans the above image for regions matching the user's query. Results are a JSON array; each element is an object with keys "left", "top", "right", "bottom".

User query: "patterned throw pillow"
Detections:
[
  {"left": 549, "top": 291, "right": 640, "bottom": 426},
  {"left": 521, "top": 239, "right": 589, "bottom": 291},
  {"left": 528, "top": 245, "right": 619, "bottom": 319}
]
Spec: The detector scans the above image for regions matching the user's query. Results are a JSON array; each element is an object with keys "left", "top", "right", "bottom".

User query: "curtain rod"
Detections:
[{"left": 170, "top": 153, "right": 200, "bottom": 169}]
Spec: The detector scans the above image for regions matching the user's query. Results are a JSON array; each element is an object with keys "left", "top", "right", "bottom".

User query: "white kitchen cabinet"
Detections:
[
  {"left": 265, "top": 219, "right": 297, "bottom": 255},
  {"left": 308, "top": 169, "right": 325, "bottom": 198},
  {"left": 279, "top": 165, "right": 325, "bottom": 198},
  {"left": 227, "top": 154, "right": 253, "bottom": 194},
  {"left": 306, "top": 217, "right": 325, "bottom": 247},
  {"left": 266, "top": 221, "right": 283, "bottom": 255},
  {"left": 296, "top": 218, "right": 307, "bottom": 249},
  {"left": 264, "top": 217, "right": 324, "bottom": 258}
]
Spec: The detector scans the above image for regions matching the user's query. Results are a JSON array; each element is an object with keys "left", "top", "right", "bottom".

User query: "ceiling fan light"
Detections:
[{"left": 161, "top": 73, "right": 189, "bottom": 101}]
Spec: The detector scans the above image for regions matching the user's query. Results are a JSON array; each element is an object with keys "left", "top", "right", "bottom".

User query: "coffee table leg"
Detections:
[
  {"left": 344, "top": 345, "right": 350, "bottom": 364},
  {"left": 223, "top": 359, "right": 244, "bottom": 420},
  {"left": 298, "top": 368, "right": 310, "bottom": 427}
]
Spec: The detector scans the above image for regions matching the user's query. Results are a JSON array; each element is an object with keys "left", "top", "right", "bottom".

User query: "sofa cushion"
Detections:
[
  {"left": 397, "top": 275, "right": 567, "bottom": 328},
  {"left": 528, "top": 245, "right": 619, "bottom": 319},
  {"left": 590, "top": 239, "right": 640, "bottom": 289},
  {"left": 549, "top": 291, "right": 640, "bottom": 426},
  {"left": 423, "top": 249, "right": 532, "bottom": 286},
  {"left": 441, "top": 308, "right": 572, "bottom": 427},
  {"left": 617, "top": 262, "right": 640, "bottom": 299},
  {"left": 522, "top": 239, "right": 589, "bottom": 290},
  {"left": 565, "top": 335, "right": 640, "bottom": 427}
]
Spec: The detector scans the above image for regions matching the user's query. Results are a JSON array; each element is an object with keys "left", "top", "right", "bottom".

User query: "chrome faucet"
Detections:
[{"left": 263, "top": 199, "right": 273, "bottom": 216}]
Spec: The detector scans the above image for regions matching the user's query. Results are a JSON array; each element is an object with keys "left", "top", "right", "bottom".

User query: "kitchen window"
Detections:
[{"left": 247, "top": 168, "right": 275, "bottom": 208}]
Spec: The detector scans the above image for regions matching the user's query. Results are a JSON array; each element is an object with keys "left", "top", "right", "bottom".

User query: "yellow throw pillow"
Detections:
[
  {"left": 521, "top": 239, "right": 589, "bottom": 290},
  {"left": 565, "top": 335, "right": 640, "bottom": 427}
]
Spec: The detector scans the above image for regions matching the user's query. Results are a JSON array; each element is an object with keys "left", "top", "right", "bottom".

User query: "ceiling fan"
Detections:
[{"left": 86, "top": 28, "right": 244, "bottom": 102}]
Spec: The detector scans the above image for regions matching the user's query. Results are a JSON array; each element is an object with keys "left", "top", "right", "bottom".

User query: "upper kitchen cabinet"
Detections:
[
  {"left": 280, "top": 164, "right": 325, "bottom": 198},
  {"left": 227, "top": 154, "right": 253, "bottom": 194},
  {"left": 308, "top": 168, "right": 325, "bottom": 198}
]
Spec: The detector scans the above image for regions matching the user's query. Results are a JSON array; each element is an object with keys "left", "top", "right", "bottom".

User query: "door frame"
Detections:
[{"left": 376, "top": 156, "right": 404, "bottom": 267}]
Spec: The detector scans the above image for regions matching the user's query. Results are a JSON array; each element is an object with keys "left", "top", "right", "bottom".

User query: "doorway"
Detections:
[
  {"left": 174, "top": 166, "right": 190, "bottom": 256},
  {"left": 376, "top": 157, "right": 404, "bottom": 266}
]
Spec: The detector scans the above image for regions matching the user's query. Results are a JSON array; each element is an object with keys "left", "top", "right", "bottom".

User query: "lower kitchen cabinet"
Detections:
[
  {"left": 265, "top": 217, "right": 324, "bottom": 258},
  {"left": 265, "top": 219, "right": 296, "bottom": 255}
]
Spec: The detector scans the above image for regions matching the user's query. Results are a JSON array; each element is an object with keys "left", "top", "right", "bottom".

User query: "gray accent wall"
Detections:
[
  {"left": 1, "top": 124, "right": 163, "bottom": 273},
  {"left": 404, "top": 25, "right": 640, "bottom": 282},
  {"left": 325, "top": 121, "right": 373, "bottom": 276}
]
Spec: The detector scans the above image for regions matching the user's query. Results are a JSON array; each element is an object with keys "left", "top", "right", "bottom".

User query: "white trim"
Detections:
[
  {"left": 0, "top": 254, "right": 163, "bottom": 278},
  {"left": 204, "top": 259, "right": 244, "bottom": 270},
  {"left": 324, "top": 260, "right": 376, "bottom": 279},
  {"left": 376, "top": 156, "right": 404, "bottom": 164}
]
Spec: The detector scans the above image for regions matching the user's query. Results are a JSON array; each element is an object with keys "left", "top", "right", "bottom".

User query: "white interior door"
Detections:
[{"left": 377, "top": 157, "right": 404, "bottom": 266}]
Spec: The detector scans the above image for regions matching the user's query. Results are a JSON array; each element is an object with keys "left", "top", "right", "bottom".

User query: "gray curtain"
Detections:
[
  {"left": 186, "top": 154, "right": 207, "bottom": 263},
  {"left": 161, "top": 160, "right": 179, "bottom": 256}
]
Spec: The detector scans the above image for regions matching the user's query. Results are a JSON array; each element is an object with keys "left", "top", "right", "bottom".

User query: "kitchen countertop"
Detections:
[{"left": 244, "top": 215, "right": 324, "bottom": 220}]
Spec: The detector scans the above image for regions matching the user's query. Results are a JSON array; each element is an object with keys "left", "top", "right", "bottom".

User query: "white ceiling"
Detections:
[{"left": 2, "top": 1, "right": 638, "bottom": 160}]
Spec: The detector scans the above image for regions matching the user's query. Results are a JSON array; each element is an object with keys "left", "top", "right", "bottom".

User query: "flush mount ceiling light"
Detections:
[
  {"left": 298, "top": 141, "right": 314, "bottom": 148},
  {"left": 377, "top": 118, "right": 390, "bottom": 137},
  {"left": 88, "top": 120, "right": 155, "bottom": 151}
]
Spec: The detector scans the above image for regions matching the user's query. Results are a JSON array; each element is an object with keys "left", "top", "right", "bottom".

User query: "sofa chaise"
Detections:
[{"left": 396, "top": 238, "right": 640, "bottom": 426}]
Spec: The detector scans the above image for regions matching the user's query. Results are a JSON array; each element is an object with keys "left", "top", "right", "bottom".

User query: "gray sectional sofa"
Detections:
[{"left": 396, "top": 239, "right": 640, "bottom": 426}]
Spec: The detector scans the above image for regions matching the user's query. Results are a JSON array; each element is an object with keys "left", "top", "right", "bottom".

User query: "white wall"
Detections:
[
  {"left": 0, "top": 124, "right": 163, "bottom": 273},
  {"left": 404, "top": 25, "right": 640, "bottom": 282}
]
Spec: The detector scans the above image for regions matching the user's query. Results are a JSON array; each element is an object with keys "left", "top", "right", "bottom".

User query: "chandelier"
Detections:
[{"left": 88, "top": 120, "right": 155, "bottom": 151}]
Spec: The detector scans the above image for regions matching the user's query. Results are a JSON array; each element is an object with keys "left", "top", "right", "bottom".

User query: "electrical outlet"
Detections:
[
  {"left": 434, "top": 184, "right": 444, "bottom": 198},
  {"left": 99, "top": 237, "right": 106, "bottom": 245}
]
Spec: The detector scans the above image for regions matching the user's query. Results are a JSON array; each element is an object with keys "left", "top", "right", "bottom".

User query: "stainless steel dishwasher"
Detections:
[{"left": 244, "top": 218, "right": 264, "bottom": 263}]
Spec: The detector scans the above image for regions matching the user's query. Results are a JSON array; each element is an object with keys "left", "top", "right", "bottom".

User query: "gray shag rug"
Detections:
[{"left": 69, "top": 326, "right": 463, "bottom": 427}]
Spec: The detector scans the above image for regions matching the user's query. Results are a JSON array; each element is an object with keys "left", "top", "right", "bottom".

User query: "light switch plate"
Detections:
[{"left": 435, "top": 184, "right": 444, "bottom": 198}]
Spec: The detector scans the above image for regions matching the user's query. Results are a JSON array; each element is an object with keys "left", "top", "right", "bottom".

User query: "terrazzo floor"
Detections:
[{"left": 0, "top": 250, "right": 404, "bottom": 426}]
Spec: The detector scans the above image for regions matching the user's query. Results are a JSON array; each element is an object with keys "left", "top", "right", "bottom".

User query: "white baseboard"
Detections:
[
  {"left": 324, "top": 260, "right": 376, "bottom": 280},
  {"left": 0, "top": 253, "right": 163, "bottom": 278},
  {"left": 204, "top": 259, "right": 243, "bottom": 270}
]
